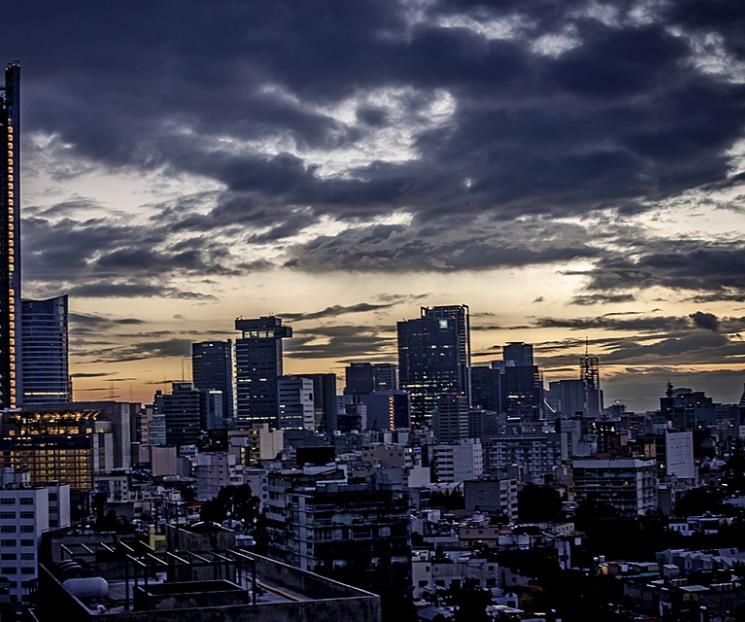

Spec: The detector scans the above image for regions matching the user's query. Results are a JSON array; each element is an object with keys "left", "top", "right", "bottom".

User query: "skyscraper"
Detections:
[
  {"left": 502, "top": 342, "right": 543, "bottom": 420},
  {"left": 0, "top": 63, "right": 22, "bottom": 410},
  {"left": 293, "top": 372, "right": 337, "bottom": 434},
  {"left": 277, "top": 376, "right": 315, "bottom": 430},
  {"left": 192, "top": 340, "right": 234, "bottom": 424},
  {"left": 161, "top": 382, "right": 202, "bottom": 446},
  {"left": 580, "top": 351, "right": 602, "bottom": 417},
  {"left": 503, "top": 342, "right": 534, "bottom": 367},
  {"left": 21, "top": 295, "right": 71, "bottom": 405},
  {"left": 421, "top": 305, "right": 471, "bottom": 401},
  {"left": 234, "top": 316, "right": 292, "bottom": 428},
  {"left": 398, "top": 308, "right": 468, "bottom": 424}
]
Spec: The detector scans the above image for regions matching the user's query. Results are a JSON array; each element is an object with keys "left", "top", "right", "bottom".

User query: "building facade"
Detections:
[
  {"left": 20, "top": 295, "right": 70, "bottom": 405},
  {"left": 234, "top": 317, "right": 292, "bottom": 429},
  {"left": 191, "top": 340, "right": 234, "bottom": 426},
  {"left": 572, "top": 457, "right": 658, "bottom": 518},
  {"left": 398, "top": 309, "right": 468, "bottom": 424},
  {"left": 0, "top": 63, "right": 22, "bottom": 410}
]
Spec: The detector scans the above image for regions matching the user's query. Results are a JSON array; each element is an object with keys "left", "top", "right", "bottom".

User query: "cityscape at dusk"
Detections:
[
  {"left": 2, "top": 1, "right": 745, "bottom": 621},
  {"left": 2, "top": 1, "right": 745, "bottom": 409}
]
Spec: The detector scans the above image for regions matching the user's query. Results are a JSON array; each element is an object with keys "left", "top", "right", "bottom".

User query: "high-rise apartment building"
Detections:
[
  {"left": 21, "top": 295, "right": 71, "bottom": 405},
  {"left": 293, "top": 373, "right": 337, "bottom": 434},
  {"left": 432, "top": 392, "right": 469, "bottom": 443},
  {"left": 0, "top": 63, "right": 22, "bottom": 410},
  {"left": 234, "top": 316, "right": 292, "bottom": 428},
  {"left": 191, "top": 340, "right": 234, "bottom": 425},
  {"left": 398, "top": 306, "right": 470, "bottom": 424}
]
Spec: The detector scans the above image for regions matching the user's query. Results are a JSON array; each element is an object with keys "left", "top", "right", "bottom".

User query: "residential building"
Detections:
[
  {"left": 432, "top": 392, "right": 469, "bottom": 442},
  {"left": 572, "top": 457, "right": 658, "bottom": 518},
  {"left": 0, "top": 469, "right": 70, "bottom": 603},
  {"left": 432, "top": 439, "right": 483, "bottom": 483},
  {"left": 294, "top": 372, "right": 337, "bottom": 434},
  {"left": 277, "top": 376, "right": 315, "bottom": 431},
  {"left": 266, "top": 470, "right": 410, "bottom": 612},
  {"left": 463, "top": 476, "right": 519, "bottom": 521},
  {"left": 664, "top": 430, "right": 695, "bottom": 481},
  {"left": 485, "top": 434, "right": 562, "bottom": 484}
]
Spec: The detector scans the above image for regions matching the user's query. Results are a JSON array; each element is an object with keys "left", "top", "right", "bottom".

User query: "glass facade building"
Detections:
[
  {"left": 234, "top": 316, "right": 292, "bottom": 429},
  {"left": 21, "top": 295, "right": 71, "bottom": 405}
]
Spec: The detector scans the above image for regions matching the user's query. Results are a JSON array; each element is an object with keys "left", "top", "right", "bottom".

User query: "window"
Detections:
[
  {"left": 19, "top": 498, "right": 33, "bottom": 506},
  {"left": 19, "top": 540, "right": 34, "bottom": 547},
  {"left": 20, "top": 567, "right": 34, "bottom": 575},
  {"left": 20, "top": 553, "right": 33, "bottom": 561},
  {"left": 0, "top": 512, "right": 15, "bottom": 519},
  {"left": 0, "top": 499, "right": 14, "bottom": 505},
  {"left": 19, "top": 526, "right": 33, "bottom": 533},
  {"left": 19, "top": 512, "right": 33, "bottom": 519},
  {"left": 0, "top": 526, "right": 15, "bottom": 533},
  {"left": 0, "top": 539, "right": 15, "bottom": 546},
  {"left": 1, "top": 567, "right": 17, "bottom": 574},
  {"left": 1, "top": 553, "right": 16, "bottom": 560}
]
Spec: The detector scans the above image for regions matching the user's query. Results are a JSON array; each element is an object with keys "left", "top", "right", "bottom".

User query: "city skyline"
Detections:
[{"left": 2, "top": 1, "right": 745, "bottom": 409}]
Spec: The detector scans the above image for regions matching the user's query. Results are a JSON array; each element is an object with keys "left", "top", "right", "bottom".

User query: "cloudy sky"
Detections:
[{"left": 5, "top": 0, "right": 745, "bottom": 410}]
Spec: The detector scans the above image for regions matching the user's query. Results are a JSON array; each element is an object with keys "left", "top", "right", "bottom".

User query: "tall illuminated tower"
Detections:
[{"left": 0, "top": 63, "right": 22, "bottom": 410}]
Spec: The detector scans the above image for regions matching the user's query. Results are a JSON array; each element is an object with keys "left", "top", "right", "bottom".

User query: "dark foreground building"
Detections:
[{"left": 37, "top": 538, "right": 380, "bottom": 622}]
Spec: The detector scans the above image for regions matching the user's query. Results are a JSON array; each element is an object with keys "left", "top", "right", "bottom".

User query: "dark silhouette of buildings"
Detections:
[
  {"left": 234, "top": 316, "right": 292, "bottom": 429},
  {"left": 471, "top": 365, "right": 502, "bottom": 412},
  {"left": 21, "top": 295, "right": 71, "bottom": 405},
  {"left": 0, "top": 63, "right": 22, "bottom": 409}
]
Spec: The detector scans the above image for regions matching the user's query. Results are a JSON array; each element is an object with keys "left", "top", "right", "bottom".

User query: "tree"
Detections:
[
  {"left": 200, "top": 484, "right": 267, "bottom": 551},
  {"left": 518, "top": 484, "right": 563, "bottom": 522},
  {"left": 450, "top": 579, "right": 491, "bottom": 622},
  {"left": 674, "top": 487, "right": 725, "bottom": 517}
]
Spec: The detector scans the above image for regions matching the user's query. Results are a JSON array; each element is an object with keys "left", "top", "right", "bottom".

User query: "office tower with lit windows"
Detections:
[
  {"left": 398, "top": 307, "right": 468, "bottom": 424},
  {"left": 0, "top": 63, "right": 22, "bottom": 410},
  {"left": 192, "top": 340, "right": 234, "bottom": 424},
  {"left": 421, "top": 305, "right": 471, "bottom": 401},
  {"left": 21, "top": 295, "right": 71, "bottom": 405},
  {"left": 234, "top": 316, "right": 292, "bottom": 429}
]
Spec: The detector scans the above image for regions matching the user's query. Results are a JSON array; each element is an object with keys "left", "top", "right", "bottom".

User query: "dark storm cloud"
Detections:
[
  {"left": 577, "top": 238, "right": 745, "bottom": 301},
  {"left": 88, "top": 339, "right": 194, "bottom": 363},
  {"left": 571, "top": 293, "right": 636, "bottom": 306},
  {"left": 5, "top": 0, "right": 744, "bottom": 285},
  {"left": 280, "top": 302, "right": 401, "bottom": 322}
]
